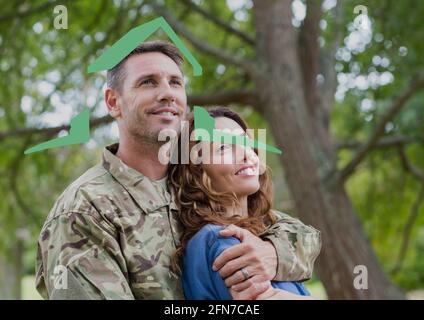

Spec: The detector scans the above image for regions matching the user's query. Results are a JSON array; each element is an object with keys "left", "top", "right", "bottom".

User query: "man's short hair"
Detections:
[{"left": 106, "top": 40, "right": 184, "bottom": 92}]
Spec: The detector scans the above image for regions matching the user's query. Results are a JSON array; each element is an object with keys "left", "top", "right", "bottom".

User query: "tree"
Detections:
[
  {"left": 147, "top": 0, "right": 423, "bottom": 299},
  {"left": 1, "top": 0, "right": 423, "bottom": 299}
]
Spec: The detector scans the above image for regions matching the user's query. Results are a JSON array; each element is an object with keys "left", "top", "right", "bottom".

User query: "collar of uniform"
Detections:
[{"left": 102, "top": 143, "right": 175, "bottom": 214}]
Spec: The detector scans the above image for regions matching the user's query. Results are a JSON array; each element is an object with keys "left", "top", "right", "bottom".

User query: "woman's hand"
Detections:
[
  {"left": 229, "top": 276, "right": 314, "bottom": 300},
  {"left": 229, "top": 277, "right": 273, "bottom": 300},
  {"left": 256, "top": 288, "right": 314, "bottom": 300}
]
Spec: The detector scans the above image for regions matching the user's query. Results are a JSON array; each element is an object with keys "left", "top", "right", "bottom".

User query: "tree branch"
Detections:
[
  {"left": 0, "top": 114, "right": 113, "bottom": 141},
  {"left": 9, "top": 138, "right": 39, "bottom": 225},
  {"left": 320, "top": 0, "right": 345, "bottom": 128},
  {"left": 398, "top": 146, "right": 424, "bottom": 183},
  {"left": 188, "top": 89, "right": 258, "bottom": 108},
  {"left": 180, "top": 0, "right": 255, "bottom": 46},
  {"left": 0, "top": 90, "right": 258, "bottom": 140},
  {"left": 391, "top": 146, "right": 424, "bottom": 274},
  {"left": 298, "top": 0, "right": 322, "bottom": 119},
  {"left": 149, "top": 1, "right": 259, "bottom": 78},
  {"left": 392, "top": 184, "right": 424, "bottom": 275},
  {"left": 0, "top": 0, "right": 75, "bottom": 23},
  {"left": 338, "top": 77, "right": 424, "bottom": 182},
  {"left": 0, "top": 2, "right": 144, "bottom": 141},
  {"left": 336, "top": 136, "right": 424, "bottom": 150}
]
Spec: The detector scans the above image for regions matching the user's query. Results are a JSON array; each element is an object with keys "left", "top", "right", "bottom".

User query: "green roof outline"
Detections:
[
  {"left": 193, "top": 106, "right": 282, "bottom": 154},
  {"left": 24, "top": 108, "right": 90, "bottom": 154},
  {"left": 24, "top": 17, "right": 283, "bottom": 156},
  {"left": 87, "top": 16, "right": 202, "bottom": 76}
]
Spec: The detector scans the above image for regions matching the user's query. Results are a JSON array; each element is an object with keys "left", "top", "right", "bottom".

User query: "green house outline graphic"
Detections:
[{"left": 24, "top": 17, "right": 281, "bottom": 155}]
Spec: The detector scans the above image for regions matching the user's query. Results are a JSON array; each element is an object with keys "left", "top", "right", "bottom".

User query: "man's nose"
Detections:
[{"left": 157, "top": 81, "right": 176, "bottom": 103}]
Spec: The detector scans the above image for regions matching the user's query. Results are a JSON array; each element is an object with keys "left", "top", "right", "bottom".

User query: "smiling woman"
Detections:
[{"left": 168, "top": 106, "right": 321, "bottom": 300}]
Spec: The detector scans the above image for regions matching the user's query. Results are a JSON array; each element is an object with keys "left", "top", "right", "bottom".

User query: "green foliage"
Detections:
[{"left": 0, "top": 0, "right": 423, "bottom": 295}]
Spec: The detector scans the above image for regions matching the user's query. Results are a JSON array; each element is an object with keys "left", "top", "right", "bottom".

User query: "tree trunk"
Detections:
[
  {"left": 252, "top": 0, "right": 404, "bottom": 299},
  {"left": 0, "top": 244, "right": 22, "bottom": 300}
]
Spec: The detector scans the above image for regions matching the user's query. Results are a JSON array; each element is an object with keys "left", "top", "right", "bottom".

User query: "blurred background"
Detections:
[{"left": 0, "top": 0, "right": 423, "bottom": 300}]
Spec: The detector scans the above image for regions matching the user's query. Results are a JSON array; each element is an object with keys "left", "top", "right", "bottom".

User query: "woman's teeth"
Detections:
[{"left": 236, "top": 167, "right": 256, "bottom": 175}]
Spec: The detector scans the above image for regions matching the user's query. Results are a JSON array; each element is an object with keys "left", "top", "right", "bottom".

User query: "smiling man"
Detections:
[{"left": 36, "top": 41, "right": 320, "bottom": 300}]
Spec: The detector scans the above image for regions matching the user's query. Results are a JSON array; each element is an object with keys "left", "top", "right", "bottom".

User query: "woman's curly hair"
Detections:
[{"left": 168, "top": 107, "right": 276, "bottom": 273}]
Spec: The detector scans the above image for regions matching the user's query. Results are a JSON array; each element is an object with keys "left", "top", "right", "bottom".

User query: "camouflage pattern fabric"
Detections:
[
  {"left": 36, "top": 143, "right": 321, "bottom": 299},
  {"left": 261, "top": 211, "right": 321, "bottom": 281}
]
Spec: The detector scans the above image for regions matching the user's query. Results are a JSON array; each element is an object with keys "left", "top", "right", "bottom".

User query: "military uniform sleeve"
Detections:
[
  {"left": 259, "top": 211, "right": 321, "bottom": 282},
  {"left": 36, "top": 210, "right": 135, "bottom": 300}
]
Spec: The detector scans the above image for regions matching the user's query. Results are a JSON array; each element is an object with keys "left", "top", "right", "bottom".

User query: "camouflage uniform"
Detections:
[{"left": 36, "top": 144, "right": 321, "bottom": 300}]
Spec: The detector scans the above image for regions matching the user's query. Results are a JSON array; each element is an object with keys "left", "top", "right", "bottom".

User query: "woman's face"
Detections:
[{"left": 201, "top": 117, "right": 260, "bottom": 198}]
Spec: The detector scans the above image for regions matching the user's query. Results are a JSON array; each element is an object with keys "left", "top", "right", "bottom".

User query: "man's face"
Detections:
[{"left": 115, "top": 52, "right": 187, "bottom": 144}]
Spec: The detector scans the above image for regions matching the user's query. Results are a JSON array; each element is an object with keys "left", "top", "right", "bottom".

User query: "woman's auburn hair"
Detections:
[{"left": 168, "top": 107, "right": 277, "bottom": 273}]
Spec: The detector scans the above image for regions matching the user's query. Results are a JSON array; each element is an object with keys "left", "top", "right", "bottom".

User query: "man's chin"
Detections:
[
  {"left": 154, "top": 120, "right": 181, "bottom": 135},
  {"left": 140, "top": 124, "right": 180, "bottom": 146},
  {"left": 129, "top": 118, "right": 181, "bottom": 145}
]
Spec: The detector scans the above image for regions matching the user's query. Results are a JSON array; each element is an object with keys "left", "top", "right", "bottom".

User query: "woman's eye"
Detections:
[{"left": 218, "top": 144, "right": 230, "bottom": 152}]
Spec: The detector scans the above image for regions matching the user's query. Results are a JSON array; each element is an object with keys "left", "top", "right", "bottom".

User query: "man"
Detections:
[{"left": 36, "top": 41, "right": 321, "bottom": 299}]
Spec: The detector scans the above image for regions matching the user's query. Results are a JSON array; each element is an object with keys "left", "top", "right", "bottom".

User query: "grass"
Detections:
[
  {"left": 20, "top": 275, "right": 424, "bottom": 300},
  {"left": 22, "top": 275, "right": 42, "bottom": 300},
  {"left": 305, "top": 281, "right": 328, "bottom": 300},
  {"left": 21, "top": 274, "right": 328, "bottom": 300}
]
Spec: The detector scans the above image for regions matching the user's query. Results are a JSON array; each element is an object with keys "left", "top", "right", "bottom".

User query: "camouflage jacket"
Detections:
[{"left": 36, "top": 144, "right": 321, "bottom": 300}]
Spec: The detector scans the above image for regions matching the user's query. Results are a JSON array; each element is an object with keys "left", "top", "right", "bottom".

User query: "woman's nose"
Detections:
[
  {"left": 236, "top": 144, "right": 258, "bottom": 165},
  {"left": 157, "top": 81, "right": 176, "bottom": 103},
  {"left": 244, "top": 146, "right": 258, "bottom": 164}
]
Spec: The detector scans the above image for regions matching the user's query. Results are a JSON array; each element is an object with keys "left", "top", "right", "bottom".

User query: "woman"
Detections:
[{"left": 169, "top": 107, "right": 320, "bottom": 300}]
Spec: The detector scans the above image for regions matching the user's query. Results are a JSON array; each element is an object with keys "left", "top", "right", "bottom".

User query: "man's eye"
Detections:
[
  {"left": 170, "top": 79, "right": 182, "bottom": 86},
  {"left": 140, "top": 79, "right": 154, "bottom": 85}
]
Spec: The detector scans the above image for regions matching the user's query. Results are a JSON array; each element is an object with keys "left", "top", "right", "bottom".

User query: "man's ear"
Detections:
[{"left": 105, "top": 87, "right": 122, "bottom": 118}]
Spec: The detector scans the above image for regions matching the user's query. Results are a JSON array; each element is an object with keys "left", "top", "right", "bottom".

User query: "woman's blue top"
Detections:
[{"left": 182, "top": 224, "right": 310, "bottom": 300}]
